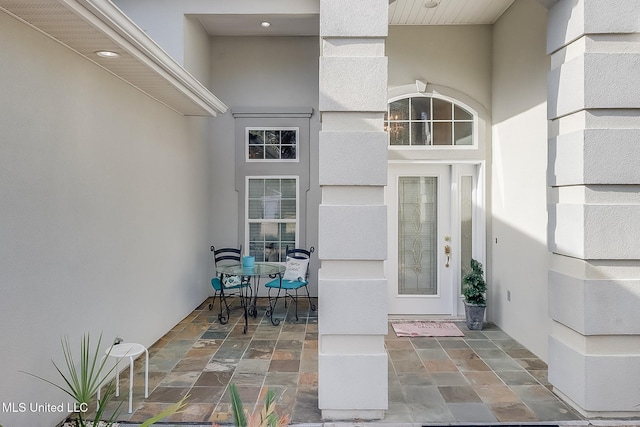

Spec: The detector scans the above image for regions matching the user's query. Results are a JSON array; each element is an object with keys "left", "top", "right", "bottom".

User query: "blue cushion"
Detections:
[
  {"left": 265, "top": 278, "right": 308, "bottom": 290},
  {"left": 211, "top": 277, "right": 248, "bottom": 291}
]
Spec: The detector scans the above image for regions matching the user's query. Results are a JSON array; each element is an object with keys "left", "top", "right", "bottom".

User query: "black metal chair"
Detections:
[
  {"left": 209, "top": 245, "right": 251, "bottom": 324},
  {"left": 265, "top": 246, "right": 316, "bottom": 324}
]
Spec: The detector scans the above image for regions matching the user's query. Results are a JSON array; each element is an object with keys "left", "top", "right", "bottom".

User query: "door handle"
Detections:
[{"left": 444, "top": 245, "right": 451, "bottom": 268}]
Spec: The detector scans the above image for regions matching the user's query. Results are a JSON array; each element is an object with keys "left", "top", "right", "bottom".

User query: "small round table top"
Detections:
[
  {"left": 216, "top": 262, "right": 285, "bottom": 277},
  {"left": 106, "top": 343, "right": 146, "bottom": 358}
]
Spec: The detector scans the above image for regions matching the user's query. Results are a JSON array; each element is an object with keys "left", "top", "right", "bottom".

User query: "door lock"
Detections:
[{"left": 444, "top": 245, "right": 451, "bottom": 268}]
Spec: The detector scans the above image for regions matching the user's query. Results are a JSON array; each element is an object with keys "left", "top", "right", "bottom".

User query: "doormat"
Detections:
[{"left": 391, "top": 321, "right": 464, "bottom": 337}]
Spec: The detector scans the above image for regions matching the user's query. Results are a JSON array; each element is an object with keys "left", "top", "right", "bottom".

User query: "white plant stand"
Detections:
[{"left": 97, "top": 342, "right": 149, "bottom": 414}]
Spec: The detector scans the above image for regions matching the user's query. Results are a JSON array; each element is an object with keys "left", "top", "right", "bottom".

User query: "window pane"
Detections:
[
  {"left": 411, "top": 97, "right": 430, "bottom": 121},
  {"left": 249, "top": 180, "right": 264, "bottom": 198},
  {"left": 454, "top": 122, "right": 473, "bottom": 146},
  {"left": 281, "top": 145, "right": 296, "bottom": 160},
  {"left": 248, "top": 200, "right": 264, "bottom": 219},
  {"left": 389, "top": 122, "right": 409, "bottom": 145},
  {"left": 265, "top": 130, "right": 279, "bottom": 145},
  {"left": 281, "top": 179, "right": 296, "bottom": 198},
  {"left": 249, "top": 130, "right": 264, "bottom": 145},
  {"left": 281, "top": 200, "right": 296, "bottom": 219},
  {"left": 262, "top": 196, "right": 280, "bottom": 219},
  {"left": 265, "top": 179, "right": 281, "bottom": 195},
  {"left": 250, "top": 223, "right": 263, "bottom": 241},
  {"left": 460, "top": 176, "right": 473, "bottom": 283},
  {"left": 411, "top": 122, "right": 430, "bottom": 145},
  {"left": 248, "top": 146, "right": 264, "bottom": 159},
  {"left": 433, "top": 98, "right": 452, "bottom": 120},
  {"left": 433, "top": 122, "right": 452, "bottom": 145},
  {"left": 281, "top": 130, "right": 296, "bottom": 145},
  {"left": 250, "top": 242, "right": 265, "bottom": 262},
  {"left": 389, "top": 99, "right": 409, "bottom": 121},
  {"left": 264, "top": 223, "right": 279, "bottom": 241},
  {"left": 281, "top": 223, "right": 295, "bottom": 241},
  {"left": 455, "top": 105, "right": 472, "bottom": 120},
  {"left": 265, "top": 145, "right": 280, "bottom": 159},
  {"left": 264, "top": 243, "right": 280, "bottom": 262}
]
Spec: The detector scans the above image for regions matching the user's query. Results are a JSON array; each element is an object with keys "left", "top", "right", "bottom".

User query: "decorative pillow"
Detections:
[
  {"left": 222, "top": 275, "right": 241, "bottom": 288},
  {"left": 283, "top": 257, "right": 309, "bottom": 282}
]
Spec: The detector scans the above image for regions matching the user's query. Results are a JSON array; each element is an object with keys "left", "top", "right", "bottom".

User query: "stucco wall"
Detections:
[
  {"left": 388, "top": 25, "right": 492, "bottom": 113},
  {"left": 491, "top": 0, "right": 550, "bottom": 360},
  {"left": 0, "top": 11, "right": 213, "bottom": 427},
  {"left": 184, "top": 15, "right": 212, "bottom": 83},
  {"left": 208, "top": 36, "right": 321, "bottom": 294}
]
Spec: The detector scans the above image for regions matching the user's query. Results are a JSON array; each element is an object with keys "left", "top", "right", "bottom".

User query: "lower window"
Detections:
[{"left": 246, "top": 177, "right": 298, "bottom": 262}]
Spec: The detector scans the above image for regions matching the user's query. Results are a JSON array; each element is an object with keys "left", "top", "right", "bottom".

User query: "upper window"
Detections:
[
  {"left": 385, "top": 96, "right": 474, "bottom": 147},
  {"left": 246, "top": 127, "right": 299, "bottom": 162}
]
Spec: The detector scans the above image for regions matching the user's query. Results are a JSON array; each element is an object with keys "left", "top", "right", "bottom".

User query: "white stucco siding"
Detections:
[
  {"left": 184, "top": 15, "right": 212, "bottom": 84},
  {"left": 318, "top": 0, "right": 388, "bottom": 419},
  {"left": 318, "top": 132, "right": 388, "bottom": 185},
  {"left": 0, "top": 10, "right": 213, "bottom": 427},
  {"left": 551, "top": 129, "right": 640, "bottom": 185},
  {"left": 491, "top": 0, "right": 551, "bottom": 360},
  {"left": 547, "top": 0, "right": 640, "bottom": 416},
  {"left": 387, "top": 25, "right": 492, "bottom": 112},
  {"left": 319, "top": 57, "right": 389, "bottom": 111}
]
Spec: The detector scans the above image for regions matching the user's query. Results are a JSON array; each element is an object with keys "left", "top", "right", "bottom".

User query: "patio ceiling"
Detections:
[
  {"left": 0, "top": 0, "right": 525, "bottom": 117},
  {"left": 194, "top": 0, "right": 517, "bottom": 36},
  {"left": 388, "top": 0, "right": 515, "bottom": 25}
]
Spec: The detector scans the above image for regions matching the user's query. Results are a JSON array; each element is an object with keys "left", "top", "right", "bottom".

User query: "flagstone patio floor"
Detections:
[{"left": 97, "top": 297, "right": 585, "bottom": 425}]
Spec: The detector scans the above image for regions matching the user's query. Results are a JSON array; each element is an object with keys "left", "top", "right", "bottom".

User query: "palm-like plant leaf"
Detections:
[
  {"left": 227, "top": 383, "right": 289, "bottom": 427},
  {"left": 24, "top": 333, "right": 191, "bottom": 427},
  {"left": 229, "top": 383, "right": 248, "bottom": 427},
  {"left": 139, "top": 395, "right": 189, "bottom": 427},
  {"left": 22, "top": 333, "right": 121, "bottom": 427}
]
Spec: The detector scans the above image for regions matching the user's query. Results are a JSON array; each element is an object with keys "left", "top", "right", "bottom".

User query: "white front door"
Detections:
[{"left": 386, "top": 163, "right": 481, "bottom": 315}]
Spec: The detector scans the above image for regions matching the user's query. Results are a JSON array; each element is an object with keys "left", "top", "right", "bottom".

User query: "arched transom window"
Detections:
[{"left": 385, "top": 96, "right": 475, "bottom": 146}]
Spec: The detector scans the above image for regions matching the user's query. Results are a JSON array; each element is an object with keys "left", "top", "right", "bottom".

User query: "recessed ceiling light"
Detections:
[
  {"left": 424, "top": 0, "right": 440, "bottom": 8},
  {"left": 260, "top": 21, "right": 271, "bottom": 28},
  {"left": 95, "top": 50, "right": 120, "bottom": 58}
]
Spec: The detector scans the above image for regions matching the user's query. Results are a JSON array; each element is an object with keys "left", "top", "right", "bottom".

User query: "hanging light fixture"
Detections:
[{"left": 424, "top": 0, "right": 440, "bottom": 8}]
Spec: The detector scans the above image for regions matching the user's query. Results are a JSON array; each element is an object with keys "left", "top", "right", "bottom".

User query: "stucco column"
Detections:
[
  {"left": 547, "top": 0, "right": 640, "bottom": 417},
  {"left": 317, "top": 0, "right": 388, "bottom": 420}
]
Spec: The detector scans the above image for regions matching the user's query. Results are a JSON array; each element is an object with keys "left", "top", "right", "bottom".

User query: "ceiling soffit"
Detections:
[
  {"left": 389, "top": 0, "right": 516, "bottom": 26},
  {"left": 0, "top": 0, "right": 227, "bottom": 117}
]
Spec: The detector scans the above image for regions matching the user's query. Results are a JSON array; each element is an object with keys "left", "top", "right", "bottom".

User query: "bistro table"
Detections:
[{"left": 215, "top": 262, "right": 285, "bottom": 333}]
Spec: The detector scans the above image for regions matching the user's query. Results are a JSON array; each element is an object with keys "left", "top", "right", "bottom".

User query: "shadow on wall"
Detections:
[{"left": 490, "top": 214, "right": 551, "bottom": 361}]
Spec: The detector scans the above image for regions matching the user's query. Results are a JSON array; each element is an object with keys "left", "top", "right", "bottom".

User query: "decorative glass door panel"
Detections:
[{"left": 398, "top": 177, "right": 438, "bottom": 296}]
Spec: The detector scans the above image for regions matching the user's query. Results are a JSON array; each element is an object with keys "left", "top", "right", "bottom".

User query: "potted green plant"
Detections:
[{"left": 462, "top": 258, "right": 487, "bottom": 330}]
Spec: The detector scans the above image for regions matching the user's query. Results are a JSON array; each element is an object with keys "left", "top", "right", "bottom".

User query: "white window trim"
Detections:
[
  {"left": 386, "top": 93, "right": 479, "bottom": 150},
  {"left": 244, "top": 175, "right": 300, "bottom": 261},
  {"left": 245, "top": 127, "right": 300, "bottom": 163}
]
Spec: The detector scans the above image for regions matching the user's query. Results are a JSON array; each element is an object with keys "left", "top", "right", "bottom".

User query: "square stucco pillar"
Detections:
[
  {"left": 547, "top": 0, "right": 640, "bottom": 417},
  {"left": 317, "top": 0, "right": 389, "bottom": 420}
]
